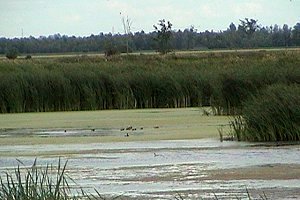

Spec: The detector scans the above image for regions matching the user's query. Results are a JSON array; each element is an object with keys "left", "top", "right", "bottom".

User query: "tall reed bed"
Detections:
[
  {"left": 0, "top": 50, "right": 299, "bottom": 113},
  {"left": 233, "top": 84, "right": 300, "bottom": 142}
]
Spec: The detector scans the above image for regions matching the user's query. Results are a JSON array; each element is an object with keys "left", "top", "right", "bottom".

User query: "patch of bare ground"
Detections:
[{"left": 208, "top": 164, "right": 300, "bottom": 180}]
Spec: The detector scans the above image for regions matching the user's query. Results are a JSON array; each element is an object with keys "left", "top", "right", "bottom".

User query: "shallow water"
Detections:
[
  {"left": 1, "top": 138, "right": 300, "bottom": 199},
  {"left": 0, "top": 127, "right": 120, "bottom": 137}
]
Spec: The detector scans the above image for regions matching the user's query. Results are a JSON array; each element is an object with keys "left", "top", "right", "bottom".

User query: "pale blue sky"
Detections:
[{"left": 1, "top": 0, "right": 299, "bottom": 38}]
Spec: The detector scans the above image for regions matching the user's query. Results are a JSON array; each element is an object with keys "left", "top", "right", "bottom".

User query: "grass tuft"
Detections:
[{"left": 1, "top": 158, "right": 80, "bottom": 200}]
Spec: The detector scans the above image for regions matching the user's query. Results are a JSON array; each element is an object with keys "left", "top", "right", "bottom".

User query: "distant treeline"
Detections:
[
  {"left": 0, "top": 50, "right": 299, "bottom": 114},
  {"left": 1, "top": 21, "right": 300, "bottom": 54}
]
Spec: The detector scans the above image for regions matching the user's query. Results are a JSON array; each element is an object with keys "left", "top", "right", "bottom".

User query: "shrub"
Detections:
[
  {"left": 104, "top": 40, "right": 119, "bottom": 57},
  {"left": 6, "top": 48, "right": 19, "bottom": 60},
  {"left": 25, "top": 55, "right": 32, "bottom": 59}
]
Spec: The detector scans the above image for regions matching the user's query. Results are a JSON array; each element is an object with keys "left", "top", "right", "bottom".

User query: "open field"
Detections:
[{"left": 1, "top": 47, "right": 300, "bottom": 59}]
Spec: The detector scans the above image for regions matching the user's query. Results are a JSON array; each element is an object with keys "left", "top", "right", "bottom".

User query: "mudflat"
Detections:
[{"left": 1, "top": 108, "right": 299, "bottom": 199}]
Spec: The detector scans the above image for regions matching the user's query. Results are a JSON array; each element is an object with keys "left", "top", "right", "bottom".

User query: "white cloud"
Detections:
[
  {"left": 104, "top": 0, "right": 139, "bottom": 16},
  {"left": 63, "top": 14, "right": 82, "bottom": 23},
  {"left": 232, "top": 1, "right": 264, "bottom": 17},
  {"left": 200, "top": 4, "right": 219, "bottom": 18}
]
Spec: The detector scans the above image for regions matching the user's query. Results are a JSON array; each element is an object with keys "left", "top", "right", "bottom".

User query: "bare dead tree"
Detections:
[{"left": 121, "top": 14, "right": 133, "bottom": 54}]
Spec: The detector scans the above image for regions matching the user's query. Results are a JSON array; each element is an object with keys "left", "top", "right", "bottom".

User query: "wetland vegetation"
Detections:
[
  {"left": 0, "top": 50, "right": 299, "bottom": 113},
  {"left": 0, "top": 159, "right": 73, "bottom": 200},
  {"left": 1, "top": 47, "right": 300, "bottom": 199},
  {"left": 234, "top": 84, "right": 300, "bottom": 142},
  {"left": 1, "top": 2, "right": 300, "bottom": 199},
  {"left": 1, "top": 49, "right": 300, "bottom": 142}
]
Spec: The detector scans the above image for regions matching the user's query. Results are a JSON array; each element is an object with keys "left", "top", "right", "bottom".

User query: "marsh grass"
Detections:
[
  {"left": 229, "top": 116, "right": 245, "bottom": 141},
  {"left": 0, "top": 158, "right": 104, "bottom": 200},
  {"left": 231, "top": 84, "right": 300, "bottom": 142},
  {"left": 1, "top": 50, "right": 300, "bottom": 113},
  {"left": 0, "top": 158, "right": 75, "bottom": 200}
]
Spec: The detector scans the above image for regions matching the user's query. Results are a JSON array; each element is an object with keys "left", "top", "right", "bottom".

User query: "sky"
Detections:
[{"left": 1, "top": 0, "right": 300, "bottom": 38}]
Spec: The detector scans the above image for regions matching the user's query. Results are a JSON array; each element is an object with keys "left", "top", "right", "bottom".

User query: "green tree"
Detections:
[
  {"left": 238, "top": 18, "right": 260, "bottom": 47},
  {"left": 184, "top": 25, "right": 197, "bottom": 49},
  {"left": 292, "top": 22, "right": 300, "bottom": 46},
  {"left": 153, "top": 19, "right": 173, "bottom": 54},
  {"left": 283, "top": 24, "right": 292, "bottom": 46},
  {"left": 229, "top": 23, "right": 237, "bottom": 31},
  {"left": 238, "top": 18, "right": 259, "bottom": 36}
]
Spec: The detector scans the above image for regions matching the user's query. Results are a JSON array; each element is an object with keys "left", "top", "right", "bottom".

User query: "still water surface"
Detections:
[{"left": 1, "top": 138, "right": 300, "bottom": 199}]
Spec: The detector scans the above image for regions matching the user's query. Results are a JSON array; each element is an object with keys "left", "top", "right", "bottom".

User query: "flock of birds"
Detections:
[
  {"left": 120, "top": 125, "right": 159, "bottom": 137},
  {"left": 62, "top": 125, "right": 161, "bottom": 157},
  {"left": 62, "top": 125, "right": 159, "bottom": 138}
]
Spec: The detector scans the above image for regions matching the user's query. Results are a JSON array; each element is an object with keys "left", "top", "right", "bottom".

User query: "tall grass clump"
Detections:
[
  {"left": 0, "top": 159, "right": 76, "bottom": 200},
  {"left": 0, "top": 159, "right": 113, "bottom": 200},
  {"left": 234, "top": 84, "right": 300, "bottom": 142}
]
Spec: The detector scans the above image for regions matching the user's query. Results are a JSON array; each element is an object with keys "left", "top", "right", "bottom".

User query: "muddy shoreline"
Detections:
[{"left": 1, "top": 138, "right": 299, "bottom": 199}]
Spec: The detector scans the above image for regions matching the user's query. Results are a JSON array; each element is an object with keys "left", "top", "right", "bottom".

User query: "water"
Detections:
[{"left": 1, "top": 138, "right": 300, "bottom": 199}]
